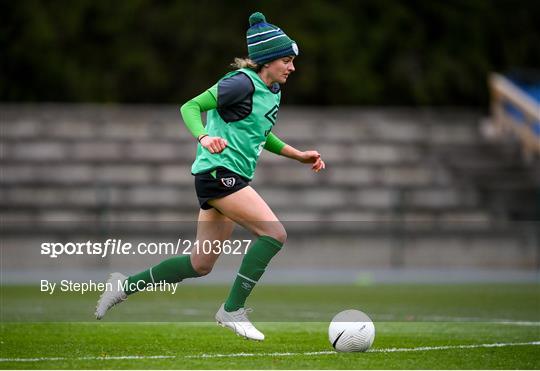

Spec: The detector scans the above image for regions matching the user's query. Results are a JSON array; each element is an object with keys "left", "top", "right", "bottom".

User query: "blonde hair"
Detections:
[{"left": 231, "top": 57, "right": 262, "bottom": 71}]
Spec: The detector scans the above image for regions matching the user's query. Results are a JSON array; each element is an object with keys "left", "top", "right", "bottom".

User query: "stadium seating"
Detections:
[{"left": 1, "top": 105, "right": 538, "bottom": 275}]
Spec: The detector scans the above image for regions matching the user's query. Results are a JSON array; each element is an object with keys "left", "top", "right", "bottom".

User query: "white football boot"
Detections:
[
  {"left": 95, "top": 272, "right": 127, "bottom": 320},
  {"left": 215, "top": 303, "right": 265, "bottom": 341}
]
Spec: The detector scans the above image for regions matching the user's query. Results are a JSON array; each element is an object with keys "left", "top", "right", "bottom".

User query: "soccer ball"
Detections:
[{"left": 328, "top": 309, "right": 375, "bottom": 352}]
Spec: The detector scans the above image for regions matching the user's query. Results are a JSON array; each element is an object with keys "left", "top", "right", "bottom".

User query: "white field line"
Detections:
[
  {"left": 70, "top": 318, "right": 540, "bottom": 326},
  {"left": 56, "top": 306, "right": 540, "bottom": 324},
  {"left": 22, "top": 311, "right": 540, "bottom": 326},
  {"left": 0, "top": 355, "right": 176, "bottom": 362},
  {"left": 369, "top": 341, "right": 540, "bottom": 354},
  {"left": 494, "top": 321, "right": 540, "bottom": 326},
  {"left": 366, "top": 314, "right": 540, "bottom": 326},
  {"left": 186, "top": 341, "right": 540, "bottom": 358},
  {"left": 1, "top": 341, "right": 539, "bottom": 362}
]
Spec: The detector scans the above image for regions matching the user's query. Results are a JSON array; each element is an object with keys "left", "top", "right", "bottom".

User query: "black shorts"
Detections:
[{"left": 194, "top": 167, "right": 250, "bottom": 210}]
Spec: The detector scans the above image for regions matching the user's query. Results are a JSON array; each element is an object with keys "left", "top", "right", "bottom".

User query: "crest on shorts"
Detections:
[{"left": 221, "top": 177, "right": 236, "bottom": 188}]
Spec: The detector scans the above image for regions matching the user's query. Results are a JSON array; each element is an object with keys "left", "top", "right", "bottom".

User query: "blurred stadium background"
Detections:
[{"left": 1, "top": 1, "right": 539, "bottom": 286}]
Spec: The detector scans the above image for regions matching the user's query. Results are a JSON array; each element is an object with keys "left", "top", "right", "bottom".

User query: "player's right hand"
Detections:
[{"left": 199, "top": 136, "right": 228, "bottom": 154}]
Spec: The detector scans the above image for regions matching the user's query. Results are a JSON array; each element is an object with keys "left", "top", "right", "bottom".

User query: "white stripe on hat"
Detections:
[
  {"left": 247, "top": 28, "right": 281, "bottom": 39},
  {"left": 247, "top": 34, "right": 287, "bottom": 47}
]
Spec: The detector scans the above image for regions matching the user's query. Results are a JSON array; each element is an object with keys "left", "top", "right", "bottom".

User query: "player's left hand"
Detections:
[{"left": 298, "top": 150, "right": 326, "bottom": 172}]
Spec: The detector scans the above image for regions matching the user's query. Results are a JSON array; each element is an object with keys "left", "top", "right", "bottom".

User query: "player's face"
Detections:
[{"left": 266, "top": 56, "right": 295, "bottom": 84}]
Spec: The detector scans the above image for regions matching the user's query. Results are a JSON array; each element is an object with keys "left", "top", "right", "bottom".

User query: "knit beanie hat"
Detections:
[{"left": 246, "top": 12, "right": 299, "bottom": 64}]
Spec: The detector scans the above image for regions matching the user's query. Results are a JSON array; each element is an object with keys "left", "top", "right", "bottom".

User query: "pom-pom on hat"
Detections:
[{"left": 246, "top": 12, "right": 299, "bottom": 65}]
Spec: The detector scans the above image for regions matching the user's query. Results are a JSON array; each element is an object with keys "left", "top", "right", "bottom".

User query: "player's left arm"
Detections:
[{"left": 264, "top": 132, "right": 325, "bottom": 173}]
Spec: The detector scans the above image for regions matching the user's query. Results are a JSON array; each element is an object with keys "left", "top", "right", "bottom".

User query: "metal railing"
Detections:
[{"left": 489, "top": 73, "right": 540, "bottom": 160}]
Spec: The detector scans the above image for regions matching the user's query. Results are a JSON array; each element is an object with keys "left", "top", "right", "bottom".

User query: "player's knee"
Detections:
[
  {"left": 192, "top": 261, "right": 214, "bottom": 276},
  {"left": 268, "top": 224, "right": 287, "bottom": 244}
]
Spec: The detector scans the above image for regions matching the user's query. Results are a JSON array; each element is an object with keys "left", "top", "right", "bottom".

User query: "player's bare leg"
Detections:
[{"left": 190, "top": 208, "right": 235, "bottom": 276}]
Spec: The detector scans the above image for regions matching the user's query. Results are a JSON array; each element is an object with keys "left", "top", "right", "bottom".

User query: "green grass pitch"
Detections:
[{"left": 1, "top": 284, "right": 539, "bottom": 369}]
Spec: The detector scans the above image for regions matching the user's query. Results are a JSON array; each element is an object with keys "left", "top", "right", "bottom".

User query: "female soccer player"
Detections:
[{"left": 95, "top": 12, "right": 325, "bottom": 341}]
